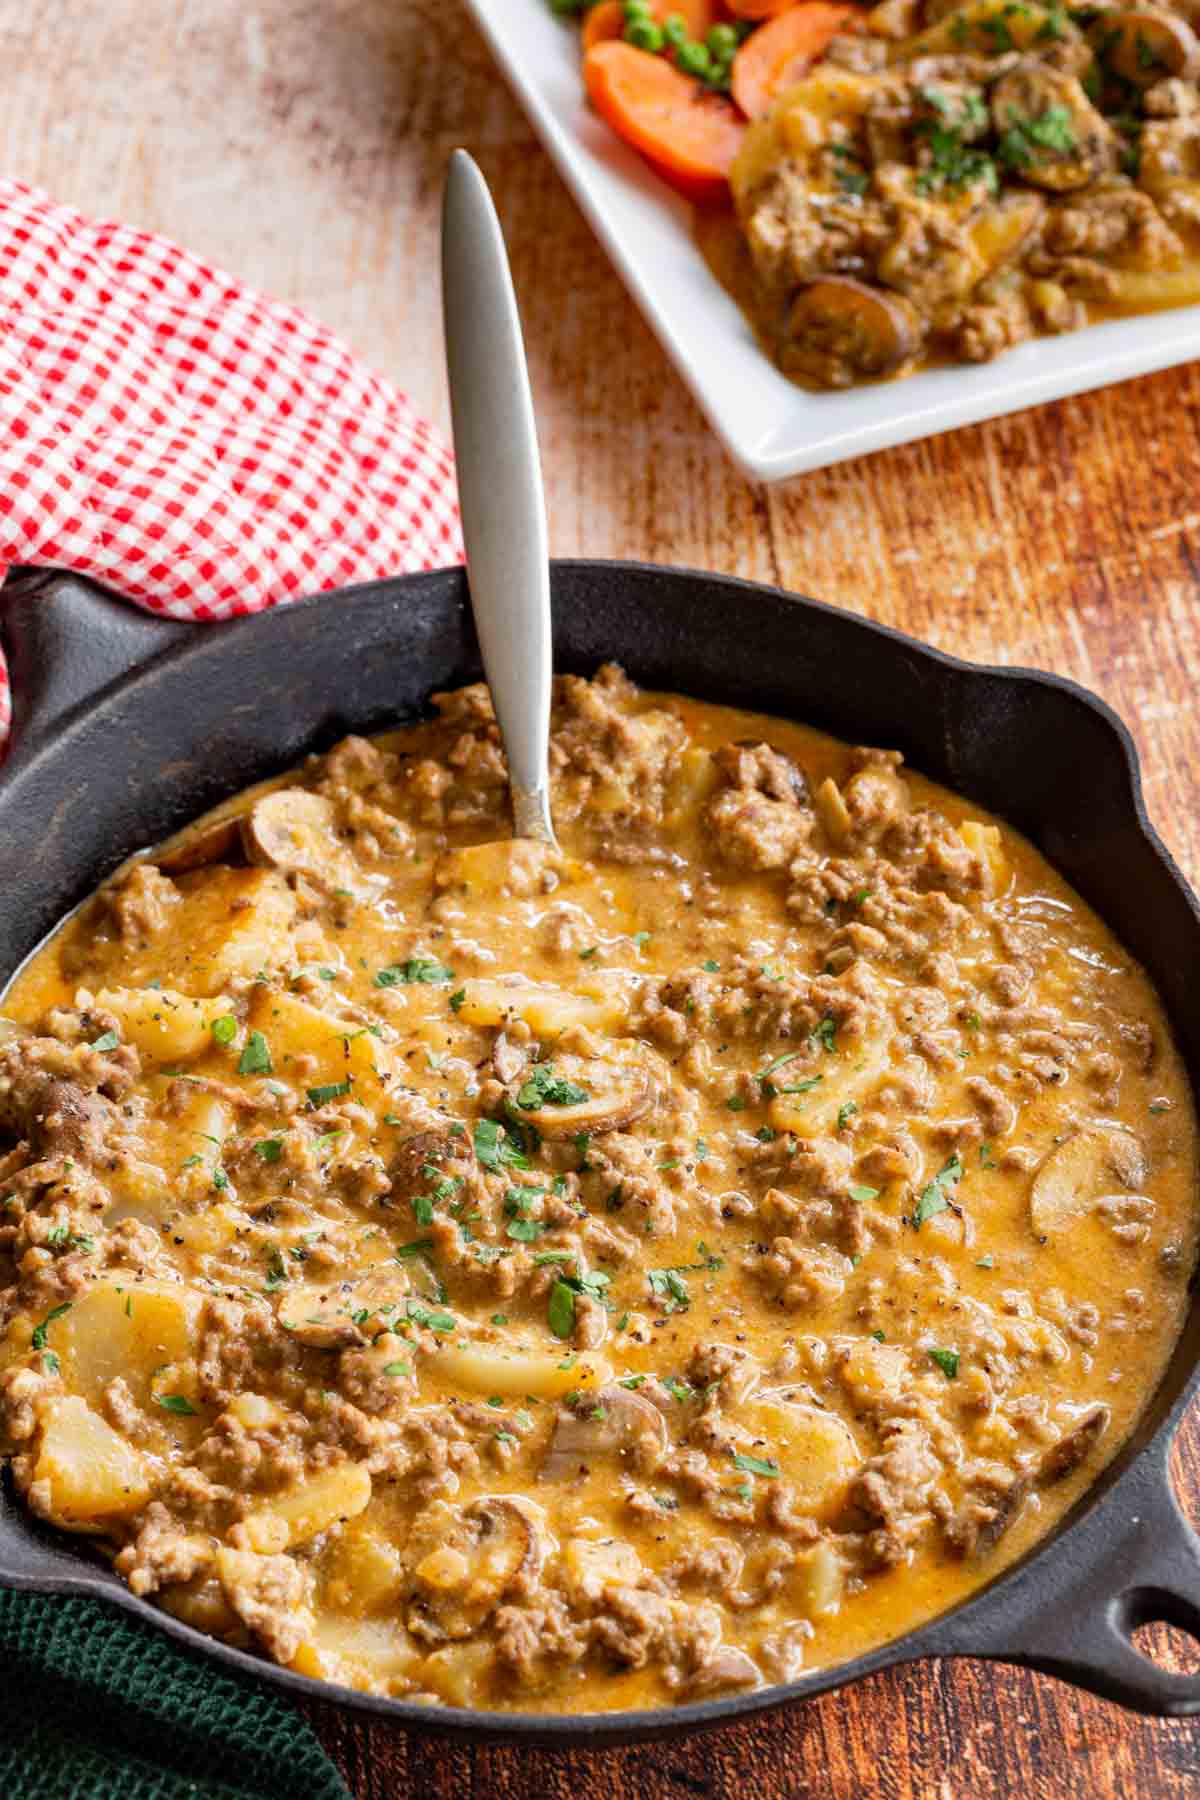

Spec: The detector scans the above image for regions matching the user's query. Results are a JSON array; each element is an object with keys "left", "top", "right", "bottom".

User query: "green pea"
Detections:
[
  {"left": 706, "top": 22, "right": 738, "bottom": 55},
  {"left": 662, "top": 12, "right": 688, "bottom": 43},
  {"left": 625, "top": 16, "right": 665, "bottom": 49},
  {"left": 675, "top": 38, "right": 712, "bottom": 75}
]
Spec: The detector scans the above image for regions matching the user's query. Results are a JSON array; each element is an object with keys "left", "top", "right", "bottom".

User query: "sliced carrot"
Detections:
[
  {"left": 583, "top": 40, "right": 746, "bottom": 203},
  {"left": 731, "top": 3, "right": 862, "bottom": 119},
  {"left": 583, "top": 0, "right": 627, "bottom": 49},
  {"left": 726, "top": 0, "right": 798, "bottom": 18},
  {"left": 583, "top": 0, "right": 719, "bottom": 50}
]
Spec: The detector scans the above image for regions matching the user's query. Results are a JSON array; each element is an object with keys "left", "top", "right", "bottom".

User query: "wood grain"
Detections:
[{"left": 5, "top": 1, "right": 1200, "bottom": 1791}]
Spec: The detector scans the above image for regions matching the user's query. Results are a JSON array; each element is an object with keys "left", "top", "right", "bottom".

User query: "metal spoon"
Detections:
[{"left": 441, "top": 149, "right": 558, "bottom": 850}]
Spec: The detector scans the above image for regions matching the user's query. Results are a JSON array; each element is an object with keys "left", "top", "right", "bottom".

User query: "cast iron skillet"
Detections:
[{"left": 3, "top": 560, "right": 1200, "bottom": 1745}]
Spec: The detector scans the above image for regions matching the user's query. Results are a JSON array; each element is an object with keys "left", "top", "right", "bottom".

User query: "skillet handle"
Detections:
[
  {"left": 938, "top": 1439, "right": 1200, "bottom": 1716},
  {"left": 1, "top": 570, "right": 194, "bottom": 765}
]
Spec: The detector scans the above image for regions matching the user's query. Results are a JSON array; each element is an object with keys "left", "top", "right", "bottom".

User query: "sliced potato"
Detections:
[
  {"left": 167, "top": 867, "right": 299, "bottom": 995},
  {"left": 960, "top": 820, "right": 1009, "bottom": 896},
  {"left": 242, "top": 1461, "right": 372, "bottom": 1552},
  {"left": 452, "top": 977, "right": 628, "bottom": 1037},
  {"left": 432, "top": 1340, "right": 611, "bottom": 1400},
  {"left": 246, "top": 987, "right": 395, "bottom": 1104},
  {"left": 769, "top": 1027, "right": 892, "bottom": 1139},
  {"left": 33, "top": 1396, "right": 153, "bottom": 1530},
  {"left": 59, "top": 1278, "right": 201, "bottom": 1406},
  {"left": 291, "top": 1614, "right": 422, "bottom": 1689},
  {"left": 93, "top": 986, "right": 233, "bottom": 1063},
  {"left": 324, "top": 1524, "right": 408, "bottom": 1616},
  {"left": 736, "top": 1393, "right": 860, "bottom": 1522},
  {"left": 790, "top": 1539, "right": 846, "bottom": 1618}
]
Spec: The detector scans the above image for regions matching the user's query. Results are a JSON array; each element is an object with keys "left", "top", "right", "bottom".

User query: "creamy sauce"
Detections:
[{"left": 0, "top": 667, "right": 1194, "bottom": 1712}]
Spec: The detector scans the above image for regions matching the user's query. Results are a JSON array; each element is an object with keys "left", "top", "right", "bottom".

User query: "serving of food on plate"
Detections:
[
  {"left": 1, "top": 661, "right": 1194, "bottom": 1709},
  {"left": 553, "top": 0, "right": 1200, "bottom": 387}
]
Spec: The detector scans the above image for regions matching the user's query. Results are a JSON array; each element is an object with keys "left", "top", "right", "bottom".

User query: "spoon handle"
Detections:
[{"left": 441, "top": 149, "right": 556, "bottom": 847}]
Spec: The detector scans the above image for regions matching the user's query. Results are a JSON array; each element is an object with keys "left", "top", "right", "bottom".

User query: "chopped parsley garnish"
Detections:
[
  {"left": 157, "top": 1394, "right": 198, "bottom": 1416},
  {"left": 726, "top": 1095, "right": 746, "bottom": 1113},
  {"left": 980, "top": 1142, "right": 997, "bottom": 1168},
  {"left": 916, "top": 122, "right": 998, "bottom": 196},
  {"left": 837, "top": 1101, "right": 858, "bottom": 1132},
  {"left": 46, "top": 1227, "right": 94, "bottom": 1252},
  {"left": 90, "top": 1030, "right": 120, "bottom": 1053},
  {"left": 662, "top": 1376, "right": 695, "bottom": 1403},
  {"left": 619, "top": 1373, "right": 648, "bottom": 1389},
  {"left": 41, "top": 1351, "right": 60, "bottom": 1376},
  {"left": 930, "top": 1347, "right": 960, "bottom": 1379},
  {"left": 732, "top": 1451, "right": 780, "bottom": 1478},
  {"left": 648, "top": 1269, "right": 690, "bottom": 1312},
  {"left": 395, "top": 1238, "right": 434, "bottom": 1259},
  {"left": 30, "top": 1302, "right": 72, "bottom": 1351},
  {"left": 703, "top": 959, "right": 719, "bottom": 972},
  {"left": 375, "top": 958, "right": 455, "bottom": 987},
  {"left": 210, "top": 1015, "right": 238, "bottom": 1046},
  {"left": 516, "top": 1064, "right": 589, "bottom": 1110},
  {"left": 448, "top": 988, "right": 467, "bottom": 1013},
  {"left": 474, "top": 1118, "right": 530, "bottom": 1172},
  {"left": 632, "top": 931, "right": 651, "bottom": 948},
  {"left": 238, "top": 1030, "right": 273, "bottom": 1076},
  {"left": 306, "top": 1078, "right": 351, "bottom": 1107},
  {"left": 265, "top": 1248, "right": 288, "bottom": 1289},
  {"left": 976, "top": 1255, "right": 995, "bottom": 1270},
  {"left": 383, "top": 1360, "right": 411, "bottom": 1377},
  {"left": 406, "top": 1300, "right": 456, "bottom": 1333},
  {"left": 254, "top": 1138, "right": 283, "bottom": 1162},
  {"left": 412, "top": 1194, "right": 435, "bottom": 1227},
  {"left": 914, "top": 1152, "right": 964, "bottom": 1228},
  {"left": 755, "top": 1126, "right": 777, "bottom": 1143},
  {"left": 997, "top": 104, "right": 1076, "bottom": 171},
  {"left": 507, "top": 1218, "right": 547, "bottom": 1242},
  {"left": 547, "top": 1280, "right": 576, "bottom": 1340},
  {"left": 848, "top": 1184, "right": 879, "bottom": 1203}
]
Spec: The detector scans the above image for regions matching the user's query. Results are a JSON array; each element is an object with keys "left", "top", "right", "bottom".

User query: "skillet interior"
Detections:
[{"left": 1, "top": 560, "right": 1199, "bottom": 1740}]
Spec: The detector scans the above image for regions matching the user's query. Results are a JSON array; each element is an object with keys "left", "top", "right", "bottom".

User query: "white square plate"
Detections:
[{"left": 465, "top": 0, "right": 1200, "bottom": 480}]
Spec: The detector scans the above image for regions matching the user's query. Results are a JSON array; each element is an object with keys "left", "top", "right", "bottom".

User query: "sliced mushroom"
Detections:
[
  {"left": 781, "top": 279, "right": 921, "bottom": 387},
  {"left": 1092, "top": 9, "right": 1200, "bottom": 85},
  {"left": 684, "top": 1644, "right": 763, "bottom": 1696},
  {"left": 276, "top": 1282, "right": 368, "bottom": 1350},
  {"left": 405, "top": 1494, "right": 550, "bottom": 1642},
  {"left": 241, "top": 788, "right": 366, "bottom": 897},
  {"left": 157, "top": 817, "right": 244, "bottom": 875},
  {"left": 541, "top": 1383, "right": 670, "bottom": 1483},
  {"left": 491, "top": 1031, "right": 528, "bottom": 1087},
  {"left": 1030, "top": 1125, "right": 1147, "bottom": 1234},
  {"left": 942, "top": 1471, "right": 1031, "bottom": 1559},
  {"left": 507, "top": 1054, "right": 653, "bottom": 1139},
  {"left": 276, "top": 1271, "right": 408, "bottom": 1349},
  {"left": 1038, "top": 1403, "right": 1111, "bottom": 1484},
  {"left": 989, "top": 67, "right": 1118, "bottom": 190}
]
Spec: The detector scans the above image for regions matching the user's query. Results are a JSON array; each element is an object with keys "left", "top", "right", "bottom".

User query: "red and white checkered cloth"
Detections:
[{"left": 0, "top": 178, "right": 463, "bottom": 749}]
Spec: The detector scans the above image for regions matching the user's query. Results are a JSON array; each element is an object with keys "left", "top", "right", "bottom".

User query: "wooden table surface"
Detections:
[{"left": 7, "top": 1, "right": 1200, "bottom": 1792}]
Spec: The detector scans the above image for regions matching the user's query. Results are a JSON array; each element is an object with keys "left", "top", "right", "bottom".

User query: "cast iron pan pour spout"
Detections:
[{"left": 3, "top": 561, "right": 1200, "bottom": 1736}]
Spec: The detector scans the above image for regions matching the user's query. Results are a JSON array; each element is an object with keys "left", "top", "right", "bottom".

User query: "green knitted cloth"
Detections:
[{"left": 0, "top": 1590, "right": 351, "bottom": 1800}]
